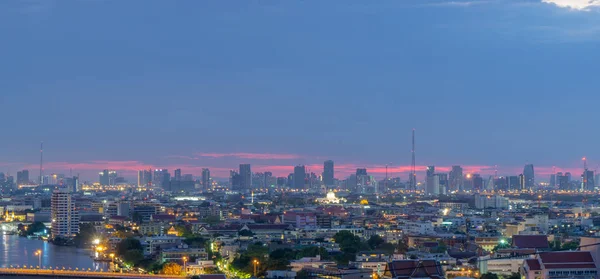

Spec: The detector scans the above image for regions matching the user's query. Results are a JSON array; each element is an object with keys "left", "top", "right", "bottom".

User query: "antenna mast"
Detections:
[
  {"left": 39, "top": 142, "right": 44, "bottom": 185},
  {"left": 410, "top": 129, "right": 416, "bottom": 191}
]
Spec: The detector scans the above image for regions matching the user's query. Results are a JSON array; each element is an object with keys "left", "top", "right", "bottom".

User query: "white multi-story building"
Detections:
[
  {"left": 474, "top": 194, "right": 509, "bottom": 209},
  {"left": 51, "top": 189, "right": 79, "bottom": 237},
  {"left": 399, "top": 220, "right": 435, "bottom": 235}
]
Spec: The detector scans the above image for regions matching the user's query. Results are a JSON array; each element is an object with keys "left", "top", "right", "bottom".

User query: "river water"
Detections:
[{"left": 0, "top": 234, "right": 109, "bottom": 271}]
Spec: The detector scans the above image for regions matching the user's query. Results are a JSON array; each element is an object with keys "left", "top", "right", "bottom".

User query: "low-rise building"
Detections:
[{"left": 521, "top": 251, "right": 598, "bottom": 279}]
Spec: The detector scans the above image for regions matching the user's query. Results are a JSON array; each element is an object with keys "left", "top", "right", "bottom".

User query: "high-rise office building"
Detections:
[
  {"left": 202, "top": 168, "right": 211, "bottom": 189},
  {"left": 264, "top": 171, "right": 273, "bottom": 188},
  {"left": 138, "top": 169, "right": 152, "bottom": 187},
  {"left": 99, "top": 170, "right": 117, "bottom": 186},
  {"left": 449, "top": 166, "right": 463, "bottom": 192},
  {"left": 425, "top": 166, "right": 439, "bottom": 195},
  {"left": 239, "top": 164, "right": 252, "bottom": 190},
  {"left": 355, "top": 168, "right": 369, "bottom": 193},
  {"left": 523, "top": 164, "right": 535, "bottom": 189},
  {"left": 294, "top": 165, "right": 306, "bottom": 189},
  {"left": 64, "top": 176, "right": 79, "bottom": 192},
  {"left": 153, "top": 169, "right": 170, "bottom": 189},
  {"left": 550, "top": 174, "right": 556, "bottom": 188},
  {"left": 99, "top": 170, "right": 110, "bottom": 186},
  {"left": 51, "top": 189, "right": 79, "bottom": 237},
  {"left": 519, "top": 174, "right": 526, "bottom": 190},
  {"left": 582, "top": 170, "right": 595, "bottom": 191},
  {"left": 174, "top": 169, "right": 182, "bottom": 181},
  {"left": 16, "top": 170, "right": 29, "bottom": 185},
  {"left": 473, "top": 174, "right": 484, "bottom": 191},
  {"left": 323, "top": 160, "right": 334, "bottom": 186},
  {"left": 557, "top": 172, "right": 570, "bottom": 190},
  {"left": 507, "top": 176, "right": 520, "bottom": 191}
]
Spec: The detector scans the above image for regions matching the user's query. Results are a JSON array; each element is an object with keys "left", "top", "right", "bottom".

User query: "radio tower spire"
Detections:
[
  {"left": 39, "top": 142, "right": 44, "bottom": 185},
  {"left": 410, "top": 129, "right": 416, "bottom": 191}
]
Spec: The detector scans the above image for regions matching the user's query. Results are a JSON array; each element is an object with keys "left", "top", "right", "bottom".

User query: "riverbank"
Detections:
[{"left": 0, "top": 234, "right": 108, "bottom": 270}]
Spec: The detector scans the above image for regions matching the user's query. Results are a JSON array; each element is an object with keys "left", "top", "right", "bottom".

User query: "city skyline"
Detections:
[
  {"left": 0, "top": 152, "right": 592, "bottom": 182},
  {"left": 3, "top": 1, "right": 600, "bottom": 182}
]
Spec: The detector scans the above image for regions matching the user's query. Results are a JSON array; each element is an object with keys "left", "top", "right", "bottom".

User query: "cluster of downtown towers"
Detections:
[
  {"left": 102, "top": 162, "right": 591, "bottom": 193},
  {"left": 130, "top": 162, "right": 336, "bottom": 191}
]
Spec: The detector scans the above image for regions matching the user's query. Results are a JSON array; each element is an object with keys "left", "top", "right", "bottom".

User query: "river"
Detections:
[{"left": 0, "top": 234, "right": 109, "bottom": 271}]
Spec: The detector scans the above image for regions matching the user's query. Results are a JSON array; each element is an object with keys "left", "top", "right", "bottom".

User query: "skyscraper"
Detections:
[
  {"left": 16, "top": 170, "right": 29, "bottom": 185},
  {"left": 294, "top": 165, "right": 306, "bottom": 189},
  {"left": 99, "top": 170, "right": 110, "bottom": 186},
  {"left": 557, "top": 172, "right": 570, "bottom": 190},
  {"left": 425, "top": 166, "right": 438, "bottom": 195},
  {"left": 323, "top": 160, "right": 334, "bottom": 186},
  {"left": 138, "top": 169, "right": 152, "bottom": 187},
  {"left": 202, "top": 168, "right": 211, "bottom": 190},
  {"left": 230, "top": 170, "right": 241, "bottom": 190},
  {"left": 582, "top": 170, "right": 595, "bottom": 191},
  {"left": 449, "top": 166, "right": 463, "bottom": 192},
  {"left": 65, "top": 176, "right": 79, "bottom": 192},
  {"left": 507, "top": 176, "right": 520, "bottom": 191},
  {"left": 153, "top": 169, "right": 170, "bottom": 189},
  {"left": 239, "top": 164, "right": 252, "bottom": 190},
  {"left": 174, "top": 169, "right": 182, "bottom": 181},
  {"left": 523, "top": 164, "right": 535, "bottom": 189},
  {"left": 51, "top": 189, "right": 79, "bottom": 238}
]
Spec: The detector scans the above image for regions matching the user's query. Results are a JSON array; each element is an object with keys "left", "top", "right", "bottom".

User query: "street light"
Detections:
[
  {"left": 182, "top": 257, "right": 188, "bottom": 275},
  {"left": 109, "top": 253, "right": 115, "bottom": 272},
  {"left": 34, "top": 250, "right": 42, "bottom": 267},
  {"left": 253, "top": 259, "right": 259, "bottom": 278}
]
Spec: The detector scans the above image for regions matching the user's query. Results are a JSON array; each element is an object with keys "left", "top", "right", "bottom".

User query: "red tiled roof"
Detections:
[
  {"left": 539, "top": 251, "right": 594, "bottom": 264},
  {"left": 385, "top": 260, "right": 444, "bottom": 279},
  {"left": 544, "top": 264, "right": 596, "bottom": 269},
  {"left": 525, "top": 259, "right": 541, "bottom": 271},
  {"left": 512, "top": 235, "right": 549, "bottom": 249}
]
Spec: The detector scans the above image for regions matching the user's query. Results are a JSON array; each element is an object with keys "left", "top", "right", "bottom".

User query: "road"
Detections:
[{"left": 0, "top": 267, "right": 185, "bottom": 278}]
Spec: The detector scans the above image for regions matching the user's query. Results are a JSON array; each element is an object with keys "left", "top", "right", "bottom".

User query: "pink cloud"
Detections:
[{"left": 196, "top": 152, "right": 302, "bottom": 160}]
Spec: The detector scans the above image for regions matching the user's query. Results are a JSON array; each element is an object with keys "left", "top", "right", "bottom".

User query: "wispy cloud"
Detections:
[
  {"left": 196, "top": 152, "right": 302, "bottom": 160},
  {"left": 541, "top": 0, "right": 600, "bottom": 11},
  {"left": 422, "top": 0, "right": 491, "bottom": 7}
]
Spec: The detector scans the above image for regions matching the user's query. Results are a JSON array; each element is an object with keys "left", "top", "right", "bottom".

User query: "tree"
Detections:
[
  {"left": 184, "top": 235, "right": 206, "bottom": 247},
  {"left": 297, "top": 270, "right": 311, "bottom": 279},
  {"left": 504, "top": 272, "right": 521, "bottom": 279},
  {"left": 562, "top": 241, "right": 580, "bottom": 251},
  {"left": 333, "top": 231, "right": 362, "bottom": 254},
  {"left": 117, "top": 237, "right": 143, "bottom": 255},
  {"left": 74, "top": 223, "right": 97, "bottom": 247},
  {"left": 26, "top": 222, "right": 47, "bottom": 236},
  {"left": 368, "top": 235, "right": 385, "bottom": 250},
  {"left": 480, "top": 273, "right": 499, "bottom": 279},
  {"left": 432, "top": 240, "right": 447, "bottom": 253},
  {"left": 397, "top": 240, "right": 409, "bottom": 254},
  {"left": 123, "top": 250, "right": 144, "bottom": 266},
  {"left": 162, "top": 262, "right": 182, "bottom": 275}
]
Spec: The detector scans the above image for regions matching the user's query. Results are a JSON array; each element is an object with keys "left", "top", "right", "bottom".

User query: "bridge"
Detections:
[{"left": 0, "top": 268, "right": 185, "bottom": 279}]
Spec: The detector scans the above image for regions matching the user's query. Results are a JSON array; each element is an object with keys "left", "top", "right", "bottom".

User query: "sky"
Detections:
[{"left": 1, "top": 0, "right": 600, "bottom": 181}]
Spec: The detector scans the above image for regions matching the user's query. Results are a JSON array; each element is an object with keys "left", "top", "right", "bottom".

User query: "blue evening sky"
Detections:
[{"left": 1, "top": 0, "right": 599, "bottom": 180}]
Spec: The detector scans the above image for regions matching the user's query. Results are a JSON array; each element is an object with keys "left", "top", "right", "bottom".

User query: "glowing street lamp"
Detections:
[
  {"left": 182, "top": 257, "right": 188, "bottom": 275},
  {"left": 34, "top": 250, "right": 42, "bottom": 267},
  {"left": 253, "top": 259, "right": 260, "bottom": 278}
]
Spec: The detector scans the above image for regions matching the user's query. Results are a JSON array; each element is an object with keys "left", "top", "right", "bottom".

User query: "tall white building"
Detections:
[{"left": 51, "top": 189, "right": 79, "bottom": 237}]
